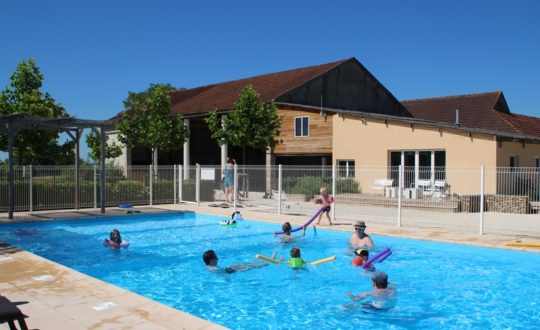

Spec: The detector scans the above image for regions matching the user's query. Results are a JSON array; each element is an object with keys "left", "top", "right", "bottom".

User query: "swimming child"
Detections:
[
  {"left": 261, "top": 248, "right": 336, "bottom": 269},
  {"left": 202, "top": 250, "right": 268, "bottom": 273},
  {"left": 351, "top": 248, "right": 375, "bottom": 270},
  {"left": 278, "top": 222, "right": 306, "bottom": 242},
  {"left": 315, "top": 187, "right": 333, "bottom": 225},
  {"left": 270, "top": 247, "right": 307, "bottom": 269},
  {"left": 103, "top": 229, "right": 123, "bottom": 249},
  {"left": 287, "top": 247, "right": 307, "bottom": 269},
  {"left": 347, "top": 271, "right": 397, "bottom": 310}
]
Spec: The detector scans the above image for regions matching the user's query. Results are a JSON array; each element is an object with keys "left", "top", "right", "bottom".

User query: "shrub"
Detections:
[{"left": 337, "top": 178, "right": 361, "bottom": 193}]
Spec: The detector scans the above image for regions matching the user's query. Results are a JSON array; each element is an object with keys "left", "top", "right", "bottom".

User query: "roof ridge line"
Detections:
[
  {"left": 170, "top": 58, "right": 351, "bottom": 96},
  {"left": 401, "top": 91, "right": 501, "bottom": 103},
  {"left": 265, "top": 58, "right": 353, "bottom": 101},
  {"left": 489, "top": 92, "right": 522, "bottom": 134}
]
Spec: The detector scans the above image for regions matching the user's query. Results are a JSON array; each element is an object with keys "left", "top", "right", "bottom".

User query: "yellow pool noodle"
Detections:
[
  {"left": 505, "top": 241, "right": 540, "bottom": 248},
  {"left": 309, "top": 255, "right": 336, "bottom": 266},
  {"left": 256, "top": 254, "right": 281, "bottom": 264}
]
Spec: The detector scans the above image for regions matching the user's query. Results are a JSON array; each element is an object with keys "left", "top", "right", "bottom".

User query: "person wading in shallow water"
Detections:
[{"left": 349, "top": 221, "right": 374, "bottom": 250}]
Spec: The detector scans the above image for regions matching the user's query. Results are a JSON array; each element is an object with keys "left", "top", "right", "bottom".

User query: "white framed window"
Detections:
[
  {"left": 510, "top": 156, "right": 519, "bottom": 168},
  {"left": 337, "top": 160, "right": 355, "bottom": 177},
  {"left": 294, "top": 116, "right": 309, "bottom": 137}
]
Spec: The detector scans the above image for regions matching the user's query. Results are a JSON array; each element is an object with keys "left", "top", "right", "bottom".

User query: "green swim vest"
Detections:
[{"left": 287, "top": 258, "right": 305, "bottom": 268}]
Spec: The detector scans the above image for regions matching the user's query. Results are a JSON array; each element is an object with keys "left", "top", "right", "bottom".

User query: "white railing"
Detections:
[{"left": 1, "top": 165, "right": 539, "bottom": 237}]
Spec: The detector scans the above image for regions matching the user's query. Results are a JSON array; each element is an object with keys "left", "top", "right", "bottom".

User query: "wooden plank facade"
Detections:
[{"left": 273, "top": 108, "right": 333, "bottom": 155}]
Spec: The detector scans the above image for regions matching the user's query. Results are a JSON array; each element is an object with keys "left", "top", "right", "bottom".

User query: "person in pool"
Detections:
[
  {"left": 202, "top": 250, "right": 268, "bottom": 273},
  {"left": 351, "top": 248, "right": 375, "bottom": 270},
  {"left": 349, "top": 221, "right": 375, "bottom": 250},
  {"left": 347, "top": 271, "right": 397, "bottom": 310},
  {"left": 277, "top": 222, "right": 306, "bottom": 242},
  {"left": 270, "top": 247, "right": 308, "bottom": 269},
  {"left": 104, "top": 229, "right": 123, "bottom": 249}
]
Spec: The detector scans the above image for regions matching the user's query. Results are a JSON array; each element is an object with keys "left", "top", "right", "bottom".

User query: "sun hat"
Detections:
[
  {"left": 353, "top": 221, "right": 366, "bottom": 228},
  {"left": 372, "top": 271, "right": 388, "bottom": 285}
]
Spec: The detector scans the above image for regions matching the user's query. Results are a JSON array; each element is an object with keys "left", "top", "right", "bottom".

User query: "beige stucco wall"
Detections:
[
  {"left": 105, "top": 131, "right": 129, "bottom": 170},
  {"left": 497, "top": 140, "right": 540, "bottom": 167},
  {"left": 333, "top": 115, "right": 498, "bottom": 195}
]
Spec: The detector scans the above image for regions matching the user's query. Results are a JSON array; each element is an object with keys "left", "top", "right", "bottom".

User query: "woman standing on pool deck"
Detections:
[{"left": 222, "top": 158, "right": 235, "bottom": 204}]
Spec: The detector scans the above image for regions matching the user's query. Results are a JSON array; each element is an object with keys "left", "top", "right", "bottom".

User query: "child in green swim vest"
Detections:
[
  {"left": 287, "top": 247, "right": 306, "bottom": 268},
  {"left": 270, "top": 247, "right": 307, "bottom": 268}
]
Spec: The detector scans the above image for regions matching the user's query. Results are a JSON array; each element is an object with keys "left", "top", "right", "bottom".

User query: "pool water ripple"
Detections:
[{"left": 1, "top": 212, "right": 540, "bottom": 329}]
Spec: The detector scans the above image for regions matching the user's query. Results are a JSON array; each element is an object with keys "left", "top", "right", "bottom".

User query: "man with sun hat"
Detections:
[{"left": 349, "top": 220, "right": 375, "bottom": 249}]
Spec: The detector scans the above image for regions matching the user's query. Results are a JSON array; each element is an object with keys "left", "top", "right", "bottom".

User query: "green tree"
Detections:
[
  {"left": 86, "top": 130, "right": 123, "bottom": 162},
  {"left": 0, "top": 58, "right": 74, "bottom": 164},
  {"left": 205, "top": 85, "right": 282, "bottom": 163},
  {"left": 123, "top": 83, "right": 178, "bottom": 111},
  {"left": 116, "top": 84, "right": 188, "bottom": 168}
]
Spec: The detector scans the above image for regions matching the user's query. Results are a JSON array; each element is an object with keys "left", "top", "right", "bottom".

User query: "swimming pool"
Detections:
[{"left": 1, "top": 211, "right": 539, "bottom": 329}]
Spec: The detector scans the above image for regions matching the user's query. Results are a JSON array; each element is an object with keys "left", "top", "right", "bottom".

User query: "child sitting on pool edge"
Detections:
[
  {"left": 202, "top": 250, "right": 268, "bottom": 273},
  {"left": 277, "top": 222, "right": 306, "bottom": 242}
]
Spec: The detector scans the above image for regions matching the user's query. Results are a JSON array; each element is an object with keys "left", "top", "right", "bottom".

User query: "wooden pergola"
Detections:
[{"left": 0, "top": 114, "right": 116, "bottom": 219}]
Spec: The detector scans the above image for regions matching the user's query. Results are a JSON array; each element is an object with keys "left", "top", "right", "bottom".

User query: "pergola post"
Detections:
[
  {"left": 75, "top": 129, "right": 82, "bottom": 209},
  {"left": 7, "top": 124, "right": 15, "bottom": 219},
  {"left": 67, "top": 128, "right": 83, "bottom": 209},
  {"left": 100, "top": 126, "right": 106, "bottom": 214},
  {"left": 0, "top": 114, "right": 114, "bottom": 219}
]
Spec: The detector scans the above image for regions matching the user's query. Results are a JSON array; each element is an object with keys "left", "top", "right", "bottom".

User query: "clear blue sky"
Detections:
[{"left": 1, "top": 0, "right": 539, "bottom": 159}]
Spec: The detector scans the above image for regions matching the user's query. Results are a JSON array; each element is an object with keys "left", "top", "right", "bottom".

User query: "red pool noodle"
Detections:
[{"left": 274, "top": 206, "right": 326, "bottom": 234}]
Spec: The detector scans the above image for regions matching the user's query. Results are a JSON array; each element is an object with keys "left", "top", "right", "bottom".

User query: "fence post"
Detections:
[
  {"left": 331, "top": 164, "right": 336, "bottom": 221},
  {"left": 278, "top": 164, "right": 282, "bottom": 215},
  {"left": 93, "top": 164, "right": 97, "bottom": 209},
  {"left": 196, "top": 164, "right": 201, "bottom": 206},
  {"left": 179, "top": 165, "right": 183, "bottom": 203},
  {"left": 397, "top": 165, "right": 402, "bottom": 227},
  {"left": 479, "top": 165, "right": 485, "bottom": 235},
  {"left": 173, "top": 165, "right": 177, "bottom": 205},
  {"left": 29, "top": 165, "right": 33, "bottom": 212},
  {"left": 149, "top": 165, "right": 153, "bottom": 206},
  {"left": 233, "top": 163, "right": 238, "bottom": 211}
]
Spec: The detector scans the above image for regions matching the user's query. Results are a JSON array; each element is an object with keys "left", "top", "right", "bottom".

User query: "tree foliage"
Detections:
[
  {"left": 205, "top": 85, "right": 282, "bottom": 161},
  {"left": 0, "top": 58, "right": 74, "bottom": 164},
  {"left": 116, "top": 84, "right": 188, "bottom": 165},
  {"left": 86, "top": 130, "right": 123, "bottom": 162}
]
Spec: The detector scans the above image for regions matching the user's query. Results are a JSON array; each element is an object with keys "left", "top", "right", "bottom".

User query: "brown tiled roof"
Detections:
[
  {"left": 502, "top": 113, "right": 540, "bottom": 137},
  {"left": 168, "top": 58, "right": 351, "bottom": 116},
  {"left": 402, "top": 91, "right": 518, "bottom": 133},
  {"left": 402, "top": 91, "right": 540, "bottom": 138}
]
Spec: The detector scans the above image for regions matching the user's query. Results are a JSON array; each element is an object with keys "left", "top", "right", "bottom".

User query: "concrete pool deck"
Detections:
[{"left": 1, "top": 204, "right": 539, "bottom": 330}]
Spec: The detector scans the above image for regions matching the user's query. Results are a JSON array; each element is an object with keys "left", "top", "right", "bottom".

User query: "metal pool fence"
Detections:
[{"left": 1, "top": 164, "right": 539, "bottom": 237}]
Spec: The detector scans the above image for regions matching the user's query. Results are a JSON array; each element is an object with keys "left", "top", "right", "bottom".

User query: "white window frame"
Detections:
[
  {"left": 294, "top": 116, "right": 309, "bottom": 137},
  {"left": 510, "top": 155, "right": 519, "bottom": 168},
  {"left": 337, "top": 160, "right": 355, "bottom": 177}
]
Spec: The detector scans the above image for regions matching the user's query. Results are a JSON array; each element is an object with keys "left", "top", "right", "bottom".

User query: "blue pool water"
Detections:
[{"left": 1, "top": 212, "right": 540, "bottom": 329}]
